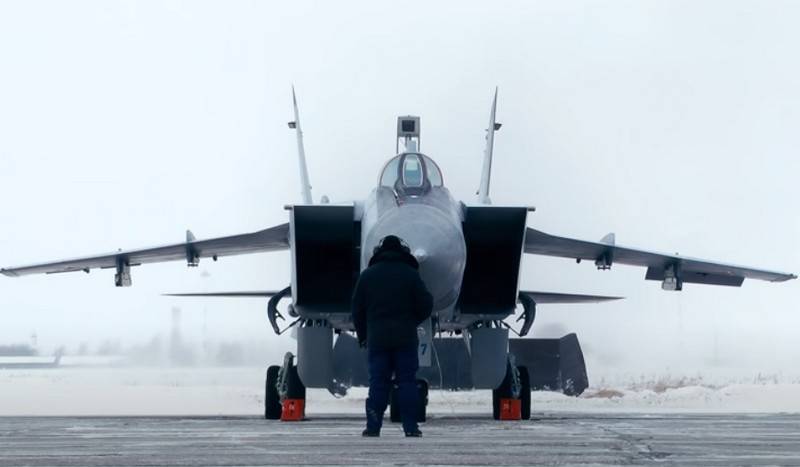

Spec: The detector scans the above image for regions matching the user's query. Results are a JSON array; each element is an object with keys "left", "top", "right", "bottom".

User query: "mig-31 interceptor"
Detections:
[{"left": 3, "top": 89, "right": 795, "bottom": 421}]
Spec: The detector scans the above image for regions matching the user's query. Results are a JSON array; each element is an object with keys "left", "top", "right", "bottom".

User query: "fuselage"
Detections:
[{"left": 360, "top": 152, "right": 467, "bottom": 315}]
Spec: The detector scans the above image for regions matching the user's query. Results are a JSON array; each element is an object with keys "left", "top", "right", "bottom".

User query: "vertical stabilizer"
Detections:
[
  {"left": 477, "top": 87, "right": 501, "bottom": 205},
  {"left": 289, "top": 86, "right": 313, "bottom": 204}
]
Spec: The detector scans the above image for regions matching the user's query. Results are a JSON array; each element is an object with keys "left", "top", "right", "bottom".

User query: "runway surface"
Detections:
[{"left": 1, "top": 413, "right": 798, "bottom": 466}]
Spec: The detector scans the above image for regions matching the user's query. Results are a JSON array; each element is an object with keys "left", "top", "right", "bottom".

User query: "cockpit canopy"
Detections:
[{"left": 379, "top": 153, "right": 443, "bottom": 196}]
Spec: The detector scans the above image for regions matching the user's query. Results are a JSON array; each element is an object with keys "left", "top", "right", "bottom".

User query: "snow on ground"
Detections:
[{"left": 2, "top": 366, "right": 800, "bottom": 416}]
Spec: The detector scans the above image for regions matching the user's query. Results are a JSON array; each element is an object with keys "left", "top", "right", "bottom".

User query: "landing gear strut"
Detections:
[{"left": 264, "top": 352, "right": 306, "bottom": 421}]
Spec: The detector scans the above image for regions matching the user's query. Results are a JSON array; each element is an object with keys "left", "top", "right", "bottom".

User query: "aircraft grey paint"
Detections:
[
  {"left": 361, "top": 150, "right": 467, "bottom": 316},
  {"left": 1, "top": 90, "right": 795, "bottom": 416}
]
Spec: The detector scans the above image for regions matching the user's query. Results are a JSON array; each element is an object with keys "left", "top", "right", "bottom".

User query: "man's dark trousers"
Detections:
[{"left": 365, "top": 345, "right": 419, "bottom": 434}]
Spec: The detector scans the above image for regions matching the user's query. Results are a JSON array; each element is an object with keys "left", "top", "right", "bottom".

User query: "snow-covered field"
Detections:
[{"left": 2, "top": 366, "right": 799, "bottom": 416}]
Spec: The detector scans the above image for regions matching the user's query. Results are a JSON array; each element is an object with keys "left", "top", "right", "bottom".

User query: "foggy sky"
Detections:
[{"left": 0, "top": 0, "right": 797, "bottom": 377}]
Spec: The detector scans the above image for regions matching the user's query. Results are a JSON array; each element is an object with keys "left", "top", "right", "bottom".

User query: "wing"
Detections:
[
  {"left": 525, "top": 227, "right": 796, "bottom": 288},
  {"left": 519, "top": 291, "right": 623, "bottom": 304},
  {"left": 163, "top": 291, "right": 281, "bottom": 297},
  {"left": 1, "top": 223, "right": 289, "bottom": 279}
]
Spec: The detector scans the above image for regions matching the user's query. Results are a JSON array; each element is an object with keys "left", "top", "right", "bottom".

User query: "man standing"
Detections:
[{"left": 352, "top": 235, "right": 433, "bottom": 437}]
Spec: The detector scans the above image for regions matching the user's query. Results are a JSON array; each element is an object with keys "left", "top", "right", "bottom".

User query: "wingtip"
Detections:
[
  {"left": 773, "top": 273, "right": 798, "bottom": 282},
  {"left": 593, "top": 295, "right": 624, "bottom": 302}
]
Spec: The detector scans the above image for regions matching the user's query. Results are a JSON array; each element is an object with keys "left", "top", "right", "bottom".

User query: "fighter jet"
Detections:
[{"left": 2, "top": 88, "right": 795, "bottom": 421}]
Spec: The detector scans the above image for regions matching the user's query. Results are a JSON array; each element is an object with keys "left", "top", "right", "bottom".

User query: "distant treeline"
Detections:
[{"left": 0, "top": 344, "right": 37, "bottom": 356}]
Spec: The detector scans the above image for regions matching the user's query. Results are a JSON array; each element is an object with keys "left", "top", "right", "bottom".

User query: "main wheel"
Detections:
[
  {"left": 518, "top": 366, "right": 531, "bottom": 420},
  {"left": 492, "top": 363, "right": 514, "bottom": 420},
  {"left": 265, "top": 366, "right": 281, "bottom": 420},
  {"left": 285, "top": 364, "right": 306, "bottom": 400}
]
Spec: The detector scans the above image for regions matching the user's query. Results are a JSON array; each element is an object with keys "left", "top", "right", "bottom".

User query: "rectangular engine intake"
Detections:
[
  {"left": 458, "top": 206, "right": 528, "bottom": 316},
  {"left": 291, "top": 205, "right": 360, "bottom": 317}
]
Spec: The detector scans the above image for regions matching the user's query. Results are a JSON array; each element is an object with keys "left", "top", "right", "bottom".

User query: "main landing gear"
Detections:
[
  {"left": 492, "top": 359, "right": 531, "bottom": 420},
  {"left": 265, "top": 353, "right": 306, "bottom": 421},
  {"left": 264, "top": 350, "right": 530, "bottom": 421}
]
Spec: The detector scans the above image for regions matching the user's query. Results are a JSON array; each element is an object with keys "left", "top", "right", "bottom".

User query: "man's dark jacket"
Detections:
[{"left": 351, "top": 246, "right": 433, "bottom": 350}]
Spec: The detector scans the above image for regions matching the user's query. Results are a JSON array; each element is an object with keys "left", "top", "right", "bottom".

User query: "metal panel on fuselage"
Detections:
[{"left": 361, "top": 185, "right": 466, "bottom": 313}]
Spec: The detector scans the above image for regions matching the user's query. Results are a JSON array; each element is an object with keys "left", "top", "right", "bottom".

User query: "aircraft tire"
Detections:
[
  {"left": 265, "top": 366, "right": 281, "bottom": 420},
  {"left": 491, "top": 363, "right": 513, "bottom": 420},
  {"left": 285, "top": 364, "right": 306, "bottom": 400},
  {"left": 518, "top": 366, "right": 531, "bottom": 420}
]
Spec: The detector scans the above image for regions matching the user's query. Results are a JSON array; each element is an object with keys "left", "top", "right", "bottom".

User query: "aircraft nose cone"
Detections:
[{"left": 364, "top": 204, "right": 466, "bottom": 310}]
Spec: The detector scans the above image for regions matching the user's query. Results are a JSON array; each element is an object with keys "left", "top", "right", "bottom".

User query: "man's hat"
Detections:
[{"left": 374, "top": 235, "right": 411, "bottom": 255}]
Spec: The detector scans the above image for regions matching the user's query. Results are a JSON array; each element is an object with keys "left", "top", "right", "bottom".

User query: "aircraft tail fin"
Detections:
[
  {"left": 477, "top": 87, "right": 501, "bottom": 204},
  {"left": 289, "top": 86, "right": 313, "bottom": 204}
]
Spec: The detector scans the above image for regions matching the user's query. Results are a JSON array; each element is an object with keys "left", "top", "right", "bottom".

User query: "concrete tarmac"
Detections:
[{"left": 1, "top": 413, "right": 799, "bottom": 466}]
